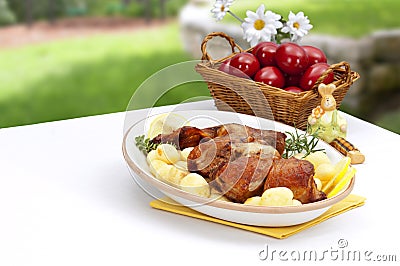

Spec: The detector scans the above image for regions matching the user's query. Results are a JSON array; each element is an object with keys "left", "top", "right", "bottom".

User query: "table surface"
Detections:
[{"left": 1, "top": 100, "right": 399, "bottom": 266}]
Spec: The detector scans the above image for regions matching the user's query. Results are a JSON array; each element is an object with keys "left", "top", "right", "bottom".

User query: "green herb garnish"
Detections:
[
  {"left": 135, "top": 135, "right": 160, "bottom": 155},
  {"left": 282, "top": 125, "right": 324, "bottom": 159},
  {"left": 135, "top": 135, "right": 178, "bottom": 155}
]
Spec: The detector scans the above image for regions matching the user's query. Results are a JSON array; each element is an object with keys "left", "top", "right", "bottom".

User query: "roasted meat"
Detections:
[
  {"left": 151, "top": 122, "right": 326, "bottom": 204},
  {"left": 150, "top": 126, "right": 214, "bottom": 150},
  {"left": 263, "top": 157, "right": 327, "bottom": 204},
  {"left": 187, "top": 134, "right": 279, "bottom": 203},
  {"left": 187, "top": 135, "right": 232, "bottom": 180},
  {"left": 151, "top": 123, "right": 286, "bottom": 155},
  {"left": 214, "top": 124, "right": 286, "bottom": 155},
  {"left": 212, "top": 156, "right": 275, "bottom": 203}
]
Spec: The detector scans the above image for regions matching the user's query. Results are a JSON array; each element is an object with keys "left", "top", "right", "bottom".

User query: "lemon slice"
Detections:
[
  {"left": 147, "top": 113, "right": 188, "bottom": 139},
  {"left": 322, "top": 157, "right": 351, "bottom": 194},
  {"left": 327, "top": 167, "right": 356, "bottom": 198}
]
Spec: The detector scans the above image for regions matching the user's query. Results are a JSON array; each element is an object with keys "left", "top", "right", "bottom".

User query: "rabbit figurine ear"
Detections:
[
  {"left": 318, "top": 83, "right": 328, "bottom": 96},
  {"left": 327, "top": 83, "right": 337, "bottom": 94},
  {"left": 318, "top": 83, "right": 337, "bottom": 97}
]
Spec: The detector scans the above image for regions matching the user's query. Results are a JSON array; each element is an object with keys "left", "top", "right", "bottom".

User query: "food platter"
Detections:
[{"left": 122, "top": 110, "right": 355, "bottom": 227}]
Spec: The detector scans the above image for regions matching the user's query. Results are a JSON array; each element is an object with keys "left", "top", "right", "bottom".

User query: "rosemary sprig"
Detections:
[
  {"left": 135, "top": 135, "right": 178, "bottom": 155},
  {"left": 135, "top": 135, "right": 160, "bottom": 155},
  {"left": 282, "top": 125, "right": 325, "bottom": 159}
]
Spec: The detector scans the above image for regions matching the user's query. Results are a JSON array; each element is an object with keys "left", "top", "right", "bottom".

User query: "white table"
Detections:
[{"left": 1, "top": 100, "right": 399, "bottom": 266}]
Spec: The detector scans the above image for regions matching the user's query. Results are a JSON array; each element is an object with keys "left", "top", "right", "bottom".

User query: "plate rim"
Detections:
[{"left": 122, "top": 109, "right": 355, "bottom": 214}]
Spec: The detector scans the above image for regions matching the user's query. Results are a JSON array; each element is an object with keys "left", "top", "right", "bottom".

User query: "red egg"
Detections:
[
  {"left": 299, "top": 63, "right": 334, "bottom": 91},
  {"left": 284, "top": 86, "right": 304, "bottom": 93},
  {"left": 253, "top": 42, "right": 278, "bottom": 67},
  {"left": 254, "top": 66, "right": 285, "bottom": 88},
  {"left": 218, "top": 59, "right": 249, "bottom": 79},
  {"left": 275, "top": 43, "right": 309, "bottom": 75},
  {"left": 285, "top": 74, "right": 302, "bottom": 87},
  {"left": 230, "top": 52, "right": 260, "bottom": 78},
  {"left": 252, "top": 42, "right": 277, "bottom": 56},
  {"left": 302, "top": 45, "right": 328, "bottom": 67}
]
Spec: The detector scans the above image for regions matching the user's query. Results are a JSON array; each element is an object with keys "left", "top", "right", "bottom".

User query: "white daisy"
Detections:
[
  {"left": 211, "top": 0, "right": 234, "bottom": 21},
  {"left": 282, "top": 11, "right": 313, "bottom": 42},
  {"left": 241, "top": 4, "right": 283, "bottom": 47}
]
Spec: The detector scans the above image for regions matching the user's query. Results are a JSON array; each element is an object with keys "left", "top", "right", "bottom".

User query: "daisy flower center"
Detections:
[
  {"left": 220, "top": 5, "right": 225, "bottom": 12},
  {"left": 253, "top": 19, "right": 265, "bottom": 30},
  {"left": 293, "top": 22, "right": 300, "bottom": 29}
]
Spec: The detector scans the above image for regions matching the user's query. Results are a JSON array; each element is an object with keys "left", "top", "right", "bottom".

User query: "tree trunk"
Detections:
[
  {"left": 160, "top": 0, "right": 166, "bottom": 20},
  {"left": 144, "top": 0, "right": 151, "bottom": 24},
  {"left": 122, "top": 0, "right": 132, "bottom": 5},
  {"left": 25, "top": 0, "right": 33, "bottom": 27},
  {"left": 48, "top": 0, "right": 55, "bottom": 24}
]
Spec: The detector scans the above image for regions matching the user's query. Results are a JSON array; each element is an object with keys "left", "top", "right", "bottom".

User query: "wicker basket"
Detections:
[{"left": 195, "top": 32, "right": 360, "bottom": 130}]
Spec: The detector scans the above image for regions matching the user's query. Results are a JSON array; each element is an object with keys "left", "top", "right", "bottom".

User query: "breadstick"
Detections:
[{"left": 330, "top": 137, "right": 365, "bottom": 164}]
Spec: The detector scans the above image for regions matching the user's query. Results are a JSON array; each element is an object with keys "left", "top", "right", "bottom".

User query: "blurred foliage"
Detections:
[
  {"left": 124, "top": 1, "right": 145, "bottom": 17},
  {"left": 86, "top": 0, "right": 125, "bottom": 16},
  {"left": 5, "top": 0, "right": 399, "bottom": 32},
  {"left": 225, "top": 0, "right": 400, "bottom": 37},
  {"left": 6, "top": 0, "right": 189, "bottom": 23},
  {"left": 0, "top": 0, "right": 16, "bottom": 25},
  {"left": 0, "top": 23, "right": 208, "bottom": 128},
  {"left": 1, "top": 0, "right": 399, "bottom": 133},
  {"left": 85, "top": 0, "right": 188, "bottom": 17},
  {"left": 8, "top": 0, "right": 66, "bottom": 22},
  {"left": 65, "top": 0, "right": 88, "bottom": 16},
  {"left": 375, "top": 108, "right": 400, "bottom": 134}
]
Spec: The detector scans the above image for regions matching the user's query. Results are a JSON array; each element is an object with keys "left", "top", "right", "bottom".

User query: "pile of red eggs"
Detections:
[{"left": 218, "top": 42, "right": 334, "bottom": 93}]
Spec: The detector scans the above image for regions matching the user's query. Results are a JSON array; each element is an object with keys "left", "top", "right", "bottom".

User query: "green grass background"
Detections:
[
  {"left": 0, "top": 24, "right": 210, "bottom": 128},
  {"left": 1, "top": 0, "right": 400, "bottom": 132},
  {"left": 228, "top": 0, "right": 400, "bottom": 37}
]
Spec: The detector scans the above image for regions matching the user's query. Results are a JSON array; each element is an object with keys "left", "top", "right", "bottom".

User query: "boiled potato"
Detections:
[
  {"left": 155, "top": 144, "right": 180, "bottom": 164},
  {"left": 180, "top": 173, "right": 210, "bottom": 198},
  {"left": 314, "top": 163, "right": 335, "bottom": 184},
  {"left": 163, "top": 166, "right": 188, "bottom": 186},
  {"left": 146, "top": 150, "right": 158, "bottom": 164},
  {"left": 244, "top": 196, "right": 262, "bottom": 206},
  {"left": 180, "top": 147, "right": 194, "bottom": 161},
  {"left": 173, "top": 160, "right": 188, "bottom": 172},
  {"left": 147, "top": 113, "right": 188, "bottom": 139},
  {"left": 260, "top": 187, "right": 294, "bottom": 207},
  {"left": 314, "top": 177, "right": 322, "bottom": 191},
  {"left": 149, "top": 159, "right": 171, "bottom": 180},
  {"left": 292, "top": 199, "right": 302, "bottom": 206},
  {"left": 293, "top": 152, "right": 306, "bottom": 159},
  {"left": 304, "top": 151, "right": 331, "bottom": 169},
  {"left": 209, "top": 191, "right": 230, "bottom": 202}
]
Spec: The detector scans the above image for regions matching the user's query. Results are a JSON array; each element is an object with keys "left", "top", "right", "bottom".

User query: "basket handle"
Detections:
[
  {"left": 314, "top": 61, "right": 352, "bottom": 90},
  {"left": 201, "top": 32, "right": 244, "bottom": 63}
]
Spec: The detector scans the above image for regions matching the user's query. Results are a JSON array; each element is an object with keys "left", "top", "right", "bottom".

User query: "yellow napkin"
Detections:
[{"left": 150, "top": 194, "right": 365, "bottom": 239}]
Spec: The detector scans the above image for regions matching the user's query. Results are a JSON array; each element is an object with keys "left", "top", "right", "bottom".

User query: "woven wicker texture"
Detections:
[{"left": 195, "top": 32, "right": 360, "bottom": 130}]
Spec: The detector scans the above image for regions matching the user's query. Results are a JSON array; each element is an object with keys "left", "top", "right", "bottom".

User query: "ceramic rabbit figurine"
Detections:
[{"left": 308, "top": 83, "right": 347, "bottom": 143}]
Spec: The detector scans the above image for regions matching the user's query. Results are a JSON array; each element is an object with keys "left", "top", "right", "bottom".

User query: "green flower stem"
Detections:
[{"left": 227, "top": 10, "right": 244, "bottom": 23}]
